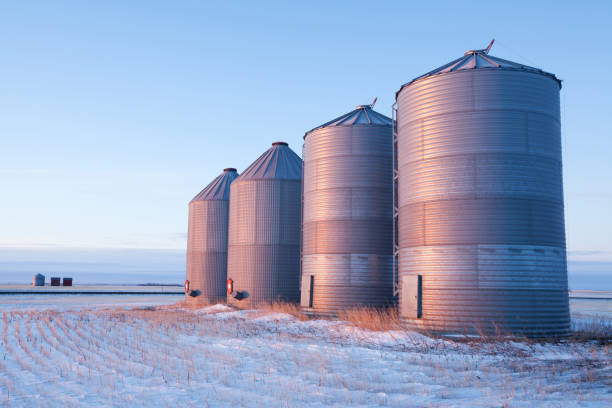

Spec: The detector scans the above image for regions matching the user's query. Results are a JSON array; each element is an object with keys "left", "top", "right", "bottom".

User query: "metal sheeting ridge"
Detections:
[
  {"left": 301, "top": 111, "right": 394, "bottom": 312},
  {"left": 396, "top": 57, "right": 569, "bottom": 337}
]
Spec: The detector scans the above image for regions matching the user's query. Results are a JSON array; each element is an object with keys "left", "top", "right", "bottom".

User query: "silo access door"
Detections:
[
  {"left": 401, "top": 275, "right": 422, "bottom": 318},
  {"left": 301, "top": 275, "right": 314, "bottom": 308}
]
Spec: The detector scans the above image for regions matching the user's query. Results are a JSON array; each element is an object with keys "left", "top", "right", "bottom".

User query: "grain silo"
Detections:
[
  {"left": 33, "top": 273, "right": 45, "bottom": 286},
  {"left": 301, "top": 104, "right": 394, "bottom": 312},
  {"left": 227, "top": 142, "right": 302, "bottom": 307},
  {"left": 185, "top": 168, "right": 239, "bottom": 304},
  {"left": 395, "top": 42, "right": 570, "bottom": 337}
]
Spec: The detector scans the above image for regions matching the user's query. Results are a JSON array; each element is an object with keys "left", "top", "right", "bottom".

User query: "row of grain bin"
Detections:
[
  {"left": 186, "top": 143, "right": 303, "bottom": 306},
  {"left": 185, "top": 43, "right": 570, "bottom": 337}
]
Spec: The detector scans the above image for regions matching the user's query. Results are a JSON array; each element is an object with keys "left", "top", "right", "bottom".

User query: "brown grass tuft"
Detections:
[
  {"left": 570, "top": 317, "right": 612, "bottom": 344},
  {"left": 338, "top": 306, "right": 401, "bottom": 331}
]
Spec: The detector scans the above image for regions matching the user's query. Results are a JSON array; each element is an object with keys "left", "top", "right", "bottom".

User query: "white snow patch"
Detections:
[{"left": 252, "top": 312, "right": 296, "bottom": 322}]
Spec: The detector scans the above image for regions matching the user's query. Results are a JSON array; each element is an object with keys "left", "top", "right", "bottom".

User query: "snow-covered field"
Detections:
[
  {"left": 0, "top": 294, "right": 182, "bottom": 312},
  {"left": 0, "top": 298, "right": 610, "bottom": 407}
]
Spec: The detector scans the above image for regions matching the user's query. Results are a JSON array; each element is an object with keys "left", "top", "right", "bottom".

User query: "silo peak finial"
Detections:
[
  {"left": 464, "top": 39, "right": 495, "bottom": 56},
  {"left": 356, "top": 97, "right": 377, "bottom": 110}
]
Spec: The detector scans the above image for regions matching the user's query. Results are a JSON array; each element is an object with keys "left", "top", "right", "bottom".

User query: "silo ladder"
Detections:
[{"left": 391, "top": 102, "right": 399, "bottom": 297}]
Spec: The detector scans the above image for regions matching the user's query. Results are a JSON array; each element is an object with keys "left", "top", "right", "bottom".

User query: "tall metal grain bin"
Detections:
[
  {"left": 395, "top": 45, "right": 570, "bottom": 337},
  {"left": 185, "top": 168, "right": 239, "bottom": 304},
  {"left": 301, "top": 104, "right": 394, "bottom": 312},
  {"left": 227, "top": 142, "right": 302, "bottom": 307}
]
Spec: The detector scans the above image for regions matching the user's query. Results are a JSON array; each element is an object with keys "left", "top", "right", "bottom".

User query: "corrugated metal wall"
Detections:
[
  {"left": 186, "top": 168, "right": 238, "bottom": 304},
  {"left": 396, "top": 63, "right": 570, "bottom": 336},
  {"left": 301, "top": 108, "right": 394, "bottom": 312},
  {"left": 227, "top": 143, "right": 303, "bottom": 307}
]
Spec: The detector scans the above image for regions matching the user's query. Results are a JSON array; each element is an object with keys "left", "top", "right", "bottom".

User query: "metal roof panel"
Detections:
[
  {"left": 306, "top": 105, "right": 392, "bottom": 137},
  {"left": 237, "top": 142, "right": 302, "bottom": 181},
  {"left": 397, "top": 48, "right": 562, "bottom": 97},
  {"left": 190, "top": 168, "right": 239, "bottom": 202}
]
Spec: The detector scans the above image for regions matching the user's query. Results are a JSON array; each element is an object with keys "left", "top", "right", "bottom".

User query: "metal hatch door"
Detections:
[
  {"left": 401, "top": 275, "right": 422, "bottom": 318},
  {"left": 301, "top": 275, "right": 314, "bottom": 308}
]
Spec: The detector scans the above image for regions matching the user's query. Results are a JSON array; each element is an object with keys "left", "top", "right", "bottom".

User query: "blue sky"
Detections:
[{"left": 0, "top": 1, "right": 611, "bottom": 287}]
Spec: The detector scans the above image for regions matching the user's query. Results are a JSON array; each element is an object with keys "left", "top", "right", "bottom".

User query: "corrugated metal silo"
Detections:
[
  {"left": 301, "top": 105, "right": 394, "bottom": 312},
  {"left": 395, "top": 44, "right": 570, "bottom": 337},
  {"left": 186, "top": 168, "right": 239, "bottom": 304},
  {"left": 227, "top": 142, "right": 303, "bottom": 307}
]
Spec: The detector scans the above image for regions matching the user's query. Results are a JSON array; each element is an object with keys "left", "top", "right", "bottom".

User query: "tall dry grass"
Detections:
[
  {"left": 570, "top": 317, "right": 612, "bottom": 344},
  {"left": 338, "top": 306, "right": 401, "bottom": 331},
  {"left": 242, "top": 301, "right": 402, "bottom": 329}
]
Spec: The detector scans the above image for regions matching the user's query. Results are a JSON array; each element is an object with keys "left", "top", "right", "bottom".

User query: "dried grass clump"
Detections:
[
  {"left": 338, "top": 306, "right": 401, "bottom": 331},
  {"left": 259, "top": 302, "right": 311, "bottom": 321},
  {"left": 179, "top": 300, "right": 213, "bottom": 311},
  {"left": 570, "top": 317, "right": 612, "bottom": 344},
  {"left": 448, "top": 318, "right": 612, "bottom": 345}
]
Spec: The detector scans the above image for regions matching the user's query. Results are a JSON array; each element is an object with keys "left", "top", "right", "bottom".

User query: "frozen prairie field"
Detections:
[
  {"left": 0, "top": 296, "right": 610, "bottom": 407},
  {"left": 0, "top": 294, "right": 183, "bottom": 312}
]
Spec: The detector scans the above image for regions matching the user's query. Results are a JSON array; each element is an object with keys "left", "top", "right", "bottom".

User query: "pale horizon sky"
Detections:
[{"left": 1, "top": 1, "right": 611, "bottom": 287}]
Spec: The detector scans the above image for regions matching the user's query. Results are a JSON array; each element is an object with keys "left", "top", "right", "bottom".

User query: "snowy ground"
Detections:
[
  {"left": 0, "top": 299, "right": 610, "bottom": 407},
  {"left": 0, "top": 294, "right": 182, "bottom": 312}
]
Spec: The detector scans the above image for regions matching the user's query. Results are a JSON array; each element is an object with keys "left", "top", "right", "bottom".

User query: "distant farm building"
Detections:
[{"left": 33, "top": 273, "right": 45, "bottom": 286}]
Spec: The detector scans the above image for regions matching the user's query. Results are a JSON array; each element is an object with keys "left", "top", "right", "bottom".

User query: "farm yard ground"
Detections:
[{"left": 0, "top": 297, "right": 610, "bottom": 407}]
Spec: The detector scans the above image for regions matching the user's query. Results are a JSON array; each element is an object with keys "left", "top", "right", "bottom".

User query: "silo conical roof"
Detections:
[
  {"left": 236, "top": 142, "right": 302, "bottom": 181},
  {"left": 190, "top": 168, "right": 239, "bottom": 202},
  {"left": 306, "top": 105, "right": 392, "bottom": 136},
  {"left": 399, "top": 48, "right": 561, "bottom": 94}
]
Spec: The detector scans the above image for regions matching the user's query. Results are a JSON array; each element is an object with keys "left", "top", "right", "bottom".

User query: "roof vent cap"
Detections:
[{"left": 464, "top": 38, "right": 495, "bottom": 56}]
